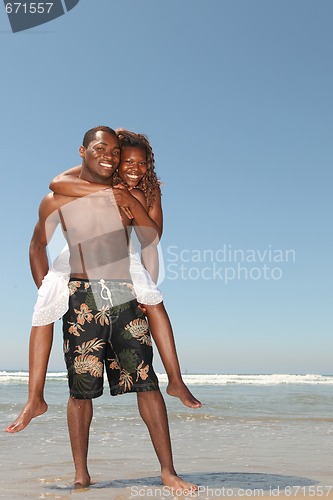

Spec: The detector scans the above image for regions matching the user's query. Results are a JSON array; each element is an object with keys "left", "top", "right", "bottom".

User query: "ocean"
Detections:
[{"left": 1, "top": 373, "right": 333, "bottom": 499}]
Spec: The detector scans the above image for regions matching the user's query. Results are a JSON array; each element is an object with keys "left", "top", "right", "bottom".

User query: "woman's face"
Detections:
[{"left": 118, "top": 146, "right": 147, "bottom": 187}]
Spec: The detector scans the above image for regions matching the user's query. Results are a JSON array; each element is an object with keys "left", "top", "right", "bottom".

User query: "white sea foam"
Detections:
[
  {"left": 157, "top": 373, "right": 333, "bottom": 385},
  {"left": 0, "top": 371, "right": 68, "bottom": 382},
  {"left": 1, "top": 371, "right": 332, "bottom": 385}
]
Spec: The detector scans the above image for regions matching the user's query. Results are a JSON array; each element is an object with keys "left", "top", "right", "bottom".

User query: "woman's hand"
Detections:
[
  {"left": 113, "top": 184, "right": 136, "bottom": 220},
  {"left": 137, "top": 303, "right": 147, "bottom": 315}
]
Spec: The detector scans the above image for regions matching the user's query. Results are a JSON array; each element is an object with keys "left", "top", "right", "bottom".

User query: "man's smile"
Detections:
[{"left": 99, "top": 162, "right": 115, "bottom": 169}]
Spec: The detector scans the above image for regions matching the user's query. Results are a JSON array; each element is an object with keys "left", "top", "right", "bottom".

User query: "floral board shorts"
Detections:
[{"left": 63, "top": 278, "right": 159, "bottom": 399}]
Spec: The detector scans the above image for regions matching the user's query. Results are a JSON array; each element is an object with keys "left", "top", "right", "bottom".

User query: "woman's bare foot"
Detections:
[
  {"left": 166, "top": 381, "right": 202, "bottom": 408},
  {"left": 5, "top": 400, "right": 48, "bottom": 433},
  {"left": 162, "top": 470, "right": 198, "bottom": 494}
]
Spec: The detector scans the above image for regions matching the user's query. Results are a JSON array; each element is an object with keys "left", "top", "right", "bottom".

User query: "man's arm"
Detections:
[{"left": 29, "top": 194, "right": 60, "bottom": 288}]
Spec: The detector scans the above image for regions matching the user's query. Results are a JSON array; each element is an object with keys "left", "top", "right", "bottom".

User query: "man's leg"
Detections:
[
  {"left": 63, "top": 279, "right": 106, "bottom": 488},
  {"left": 67, "top": 397, "right": 93, "bottom": 488},
  {"left": 6, "top": 325, "right": 53, "bottom": 433},
  {"left": 145, "top": 303, "right": 201, "bottom": 409},
  {"left": 137, "top": 390, "right": 198, "bottom": 492}
]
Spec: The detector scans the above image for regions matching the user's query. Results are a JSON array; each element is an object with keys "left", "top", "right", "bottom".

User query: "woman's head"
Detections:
[
  {"left": 114, "top": 129, "right": 160, "bottom": 209},
  {"left": 119, "top": 145, "right": 147, "bottom": 187}
]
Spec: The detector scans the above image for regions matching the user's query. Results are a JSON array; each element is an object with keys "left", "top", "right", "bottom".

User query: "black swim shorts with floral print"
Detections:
[{"left": 63, "top": 278, "right": 159, "bottom": 399}]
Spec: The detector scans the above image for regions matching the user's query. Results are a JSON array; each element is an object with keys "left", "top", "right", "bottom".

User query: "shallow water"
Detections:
[{"left": 1, "top": 373, "right": 333, "bottom": 499}]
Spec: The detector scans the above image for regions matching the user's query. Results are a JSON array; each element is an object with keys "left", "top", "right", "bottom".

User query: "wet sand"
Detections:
[{"left": 1, "top": 383, "right": 332, "bottom": 499}]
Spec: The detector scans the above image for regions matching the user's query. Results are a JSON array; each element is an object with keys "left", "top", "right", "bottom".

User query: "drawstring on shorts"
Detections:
[{"left": 99, "top": 279, "right": 114, "bottom": 307}]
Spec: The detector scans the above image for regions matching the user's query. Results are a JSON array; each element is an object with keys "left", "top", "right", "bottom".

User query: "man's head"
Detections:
[{"left": 80, "top": 126, "right": 120, "bottom": 184}]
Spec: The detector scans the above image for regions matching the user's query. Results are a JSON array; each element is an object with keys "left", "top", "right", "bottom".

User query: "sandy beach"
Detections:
[
  {"left": 1, "top": 446, "right": 331, "bottom": 500},
  {"left": 1, "top": 441, "right": 331, "bottom": 500}
]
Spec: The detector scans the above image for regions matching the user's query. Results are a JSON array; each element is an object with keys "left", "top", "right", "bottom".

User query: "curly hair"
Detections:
[{"left": 113, "top": 129, "right": 161, "bottom": 209}]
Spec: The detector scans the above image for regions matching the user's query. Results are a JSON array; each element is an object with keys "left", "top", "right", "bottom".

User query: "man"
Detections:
[{"left": 28, "top": 126, "right": 197, "bottom": 492}]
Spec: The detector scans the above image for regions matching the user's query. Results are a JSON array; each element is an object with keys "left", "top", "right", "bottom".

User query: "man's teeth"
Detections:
[{"left": 100, "top": 163, "right": 113, "bottom": 168}]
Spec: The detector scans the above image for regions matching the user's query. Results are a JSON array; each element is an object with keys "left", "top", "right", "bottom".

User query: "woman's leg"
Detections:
[
  {"left": 145, "top": 303, "right": 201, "bottom": 408},
  {"left": 5, "top": 324, "right": 54, "bottom": 432}
]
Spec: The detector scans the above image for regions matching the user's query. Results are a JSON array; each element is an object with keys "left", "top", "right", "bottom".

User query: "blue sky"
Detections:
[{"left": 0, "top": 0, "right": 332, "bottom": 374}]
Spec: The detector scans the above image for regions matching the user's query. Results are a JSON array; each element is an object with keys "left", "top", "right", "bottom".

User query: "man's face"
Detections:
[{"left": 80, "top": 131, "right": 120, "bottom": 183}]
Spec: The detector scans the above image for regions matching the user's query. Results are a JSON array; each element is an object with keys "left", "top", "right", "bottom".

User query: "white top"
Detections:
[{"left": 32, "top": 245, "right": 163, "bottom": 326}]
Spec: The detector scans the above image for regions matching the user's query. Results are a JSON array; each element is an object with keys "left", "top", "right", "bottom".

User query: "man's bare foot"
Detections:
[
  {"left": 73, "top": 482, "right": 90, "bottom": 490},
  {"left": 166, "top": 381, "right": 202, "bottom": 408},
  {"left": 162, "top": 471, "right": 198, "bottom": 494},
  {"left": 74, "top": 473, "right": 91, "bottom": 489},
  {"left": 5, "top": 400, "right": 48, "bottom": 433}
]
